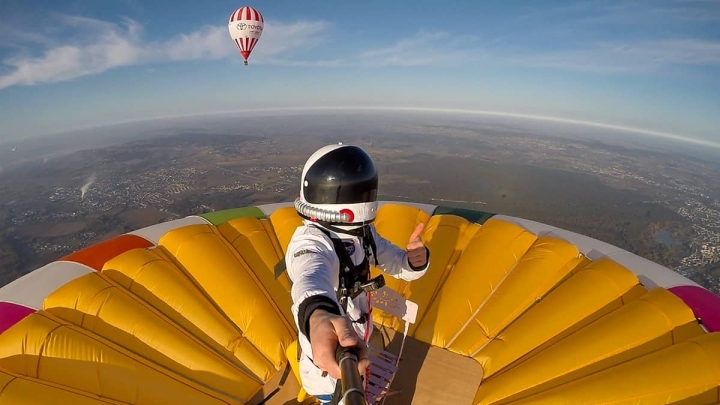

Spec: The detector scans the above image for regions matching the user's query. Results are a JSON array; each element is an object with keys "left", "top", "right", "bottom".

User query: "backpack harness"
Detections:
[{"left": 315, "top": 222, "right": 385, "bottom": 320}]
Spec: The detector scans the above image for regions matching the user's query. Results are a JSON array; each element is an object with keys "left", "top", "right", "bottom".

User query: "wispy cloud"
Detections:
[
  {"left": 2, "top": 0, "right": 719, "bottom": 89},
  {"left": 351, "top": 29, "right": 720, "bottom": 73},
  {"left": 517, "top": 0, "right": 720, "bottom": 25},
  {"left": 503, "top": 39, "right": 720, "bottom": 73},
  {"left": 0, "top": 28, "right": 55, "bottom": 50},
  {"left": 357, "top": 32, "right": 485, "bottom": 67},
  {"left": 572, "top": 4, "right": 720, "bottom": 25},
  {"left": 0, "top": 15, "right": 331, "bottom": 90},
  {"left": 493, "top": 0, "right": 720, "bottom": 73}
]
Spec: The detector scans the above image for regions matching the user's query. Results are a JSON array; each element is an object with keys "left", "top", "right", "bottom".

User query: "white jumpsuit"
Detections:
[{"left": 285, "top": 220, "right": 429, "bottom": 403}]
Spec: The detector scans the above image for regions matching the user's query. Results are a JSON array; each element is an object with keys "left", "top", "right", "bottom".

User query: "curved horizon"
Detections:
[{"left": 24, "top": 106, "right": 720, "bottom": 150}]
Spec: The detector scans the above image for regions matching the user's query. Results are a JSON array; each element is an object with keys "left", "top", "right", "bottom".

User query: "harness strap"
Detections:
[
  {"left": 319, "top": 222, "right": 378, "bottom": 267},
  {"left": 318, "top": 227, "right": 363, "bottom": 311}
]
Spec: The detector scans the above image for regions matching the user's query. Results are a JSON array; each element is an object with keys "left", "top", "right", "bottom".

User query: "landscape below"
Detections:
[
  {"left": 0, "top": 200, "right": 718, "bottom": 405},
  {"left": 3, "top": 125, "right": 719, "bottom": 296}
]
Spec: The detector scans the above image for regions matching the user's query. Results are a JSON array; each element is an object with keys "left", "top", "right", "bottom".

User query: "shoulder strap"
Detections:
[
  {"left": 363, "top": 227, "right": 378, "bottom": 267},
  {"left": 316, "top": 227, "right": 355, "bottom": 274},
  {"left": 315, "top": 226, "right": 378, "bottom": 315},
  {"left": 316, "top": 227, "right": 355, "bottom": 310}
]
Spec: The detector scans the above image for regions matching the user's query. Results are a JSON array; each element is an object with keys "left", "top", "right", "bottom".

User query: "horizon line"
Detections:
[{"left": 12, "top": 106, "right": 720, "bottom": 149}]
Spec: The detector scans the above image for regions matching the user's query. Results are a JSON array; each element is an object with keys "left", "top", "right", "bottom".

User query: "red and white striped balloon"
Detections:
[{"left": 228, "top": 6, "right": 264, "bottom": 65}]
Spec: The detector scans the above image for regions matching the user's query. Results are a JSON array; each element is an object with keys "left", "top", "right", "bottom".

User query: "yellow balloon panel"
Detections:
[
  {"left": 373, "top": 204, "right": 431, "bottom": 285},
  {"left": 268, "top": 206, "right": 303, "bottom": 255},
  {"left": 0, "top": 313, "right": 234, "bottom": 405},
  {"left": 474, "top": 257, "right": 647, "bottom": 379},
  {"left": 374, "top": 203, "right": 431, "bottom": 242},
  {"left": 260, "top": 218, "right": 287, "bottom": 260},
  {"left": 448, "top": 236, "right": 583, "bottom": 355},
  {"left": 159, "top": 224, "right": 295, "bottom": 370},
  {"left": 101, "top": 247, "right": 274, "bottom": 382},
  {"left": 0, "top": 368, "right": 127, "bottom": 405},
  {"left": 505, "top": 332, "right": 720, "bottom": 405},
  {"left": 41, "top": 272, "right": 261, "bottom": 402},
  {"left": 475, "top": 288, "right": 706, "bottom": 404},
  {"left": 218, "top": 217, "right": 295, "bottom": 329},
  {"left": 413, "top": 218, "right": 537, "bottom": 348},
  {"left": 404, "top": 214, "right": 481, "bottom": 336},
  {"left": 370, "top": 204, "right": 431, "bottom": 328}
]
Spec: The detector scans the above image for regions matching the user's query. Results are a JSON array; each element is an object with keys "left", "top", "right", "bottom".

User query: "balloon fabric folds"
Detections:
[
  {"left": 228, "top": 6, "right": 264, "bottom": 66},
  {"left": 0, "top": 201, "right": 719, "bottom": 405}
]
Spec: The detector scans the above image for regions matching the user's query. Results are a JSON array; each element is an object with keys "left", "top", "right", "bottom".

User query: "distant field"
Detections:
[
  {"left": 382, "top": 155, "right": 693, "bottom": 267},
  {"left": 215, "top": 161, "right": 247, "bottom": 167},
  {"left": 118, "top": 208, "right": 173, "bottom": 229},
  {"left": 19, "top": 221, "right": 87, "bottom": 238}
]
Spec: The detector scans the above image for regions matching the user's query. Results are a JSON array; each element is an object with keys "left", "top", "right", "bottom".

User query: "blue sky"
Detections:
[{"left": 0, "top": 0, "right": 718, "bottom": 146}]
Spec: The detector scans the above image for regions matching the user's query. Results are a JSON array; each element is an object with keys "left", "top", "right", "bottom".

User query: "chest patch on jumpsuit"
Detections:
[{"left": 343, "top": 240, "right": 355, "bottom": 256}]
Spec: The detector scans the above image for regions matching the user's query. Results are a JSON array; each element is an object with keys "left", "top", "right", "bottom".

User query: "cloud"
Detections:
[
  {"left": 0, "top": 27, "right": 55, "bottom": 50},
  {"left": 347, "top": 0, "right": 720, "bottom": 72},
  {"left": 352, "top": 30, "right": 720, "bottom": 73},
  {"left": 504, "top": 39, "right": 720, "bottom": 73},
  {"left": 356, "top": 32, "right": 486, "bottom": 67},
  {"left": 517, "top": 0, "right": 720, "bottom": 25},
  {"left": 2, "top": 1, "right": 719, "bottom": 87},
  {"left": 0, "top": 15, "right": 331, "bottom": 90},
  {"left": 0, "top": 18, "right": 145, "bottom": 88},
  {"left": 251, "top": 58, "right": 349, "bottom": 67},
  {"left": 491, "top": 0, "right": 720, "bottom": 73},
  {"left": 602, "top": 39, "right": 720, "bottom": 65}
]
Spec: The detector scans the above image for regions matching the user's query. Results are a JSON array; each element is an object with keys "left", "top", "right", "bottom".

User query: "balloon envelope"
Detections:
[
  {"left": 0, "top": 200, "right": 719, "bottom": 404},
  {"left": 228, "top": 6, "right": 264, "bottom": 65}
]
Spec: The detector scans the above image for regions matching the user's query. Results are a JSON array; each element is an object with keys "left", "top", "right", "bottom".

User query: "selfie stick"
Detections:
[{"left": 336, "top": 346, "right": 366, "bottom": 405}]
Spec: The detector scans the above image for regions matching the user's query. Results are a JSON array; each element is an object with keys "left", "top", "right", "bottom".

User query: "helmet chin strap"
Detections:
[{"left": 316, "top": 221, "right": 370, "bottom": 238}]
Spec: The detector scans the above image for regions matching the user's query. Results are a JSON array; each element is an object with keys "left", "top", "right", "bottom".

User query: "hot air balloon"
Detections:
[
  {"left": 0, "top": 200, "right": 719, "bottom": 405},
  {"left": 228, "top": 6, "right": 264, "bottom": 66}
]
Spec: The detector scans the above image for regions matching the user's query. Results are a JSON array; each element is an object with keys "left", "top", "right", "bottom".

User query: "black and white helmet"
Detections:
[{"left": 295, "top": 143, "right": 379, "bottom": 226}]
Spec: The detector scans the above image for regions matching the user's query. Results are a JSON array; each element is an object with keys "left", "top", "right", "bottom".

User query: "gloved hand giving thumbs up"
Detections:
[{"left": 406, "top": 223, "right": 428, "bottom": 268}]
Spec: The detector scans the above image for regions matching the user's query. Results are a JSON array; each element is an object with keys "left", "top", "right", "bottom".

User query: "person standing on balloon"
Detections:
[{"left": 284, "top": 143, "right": 431, "bottom": 404}]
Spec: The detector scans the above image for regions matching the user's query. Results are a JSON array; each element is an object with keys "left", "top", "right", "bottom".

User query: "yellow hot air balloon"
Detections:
[{"left": 0, "top": 201, "right": 718, "bottom": 405}]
